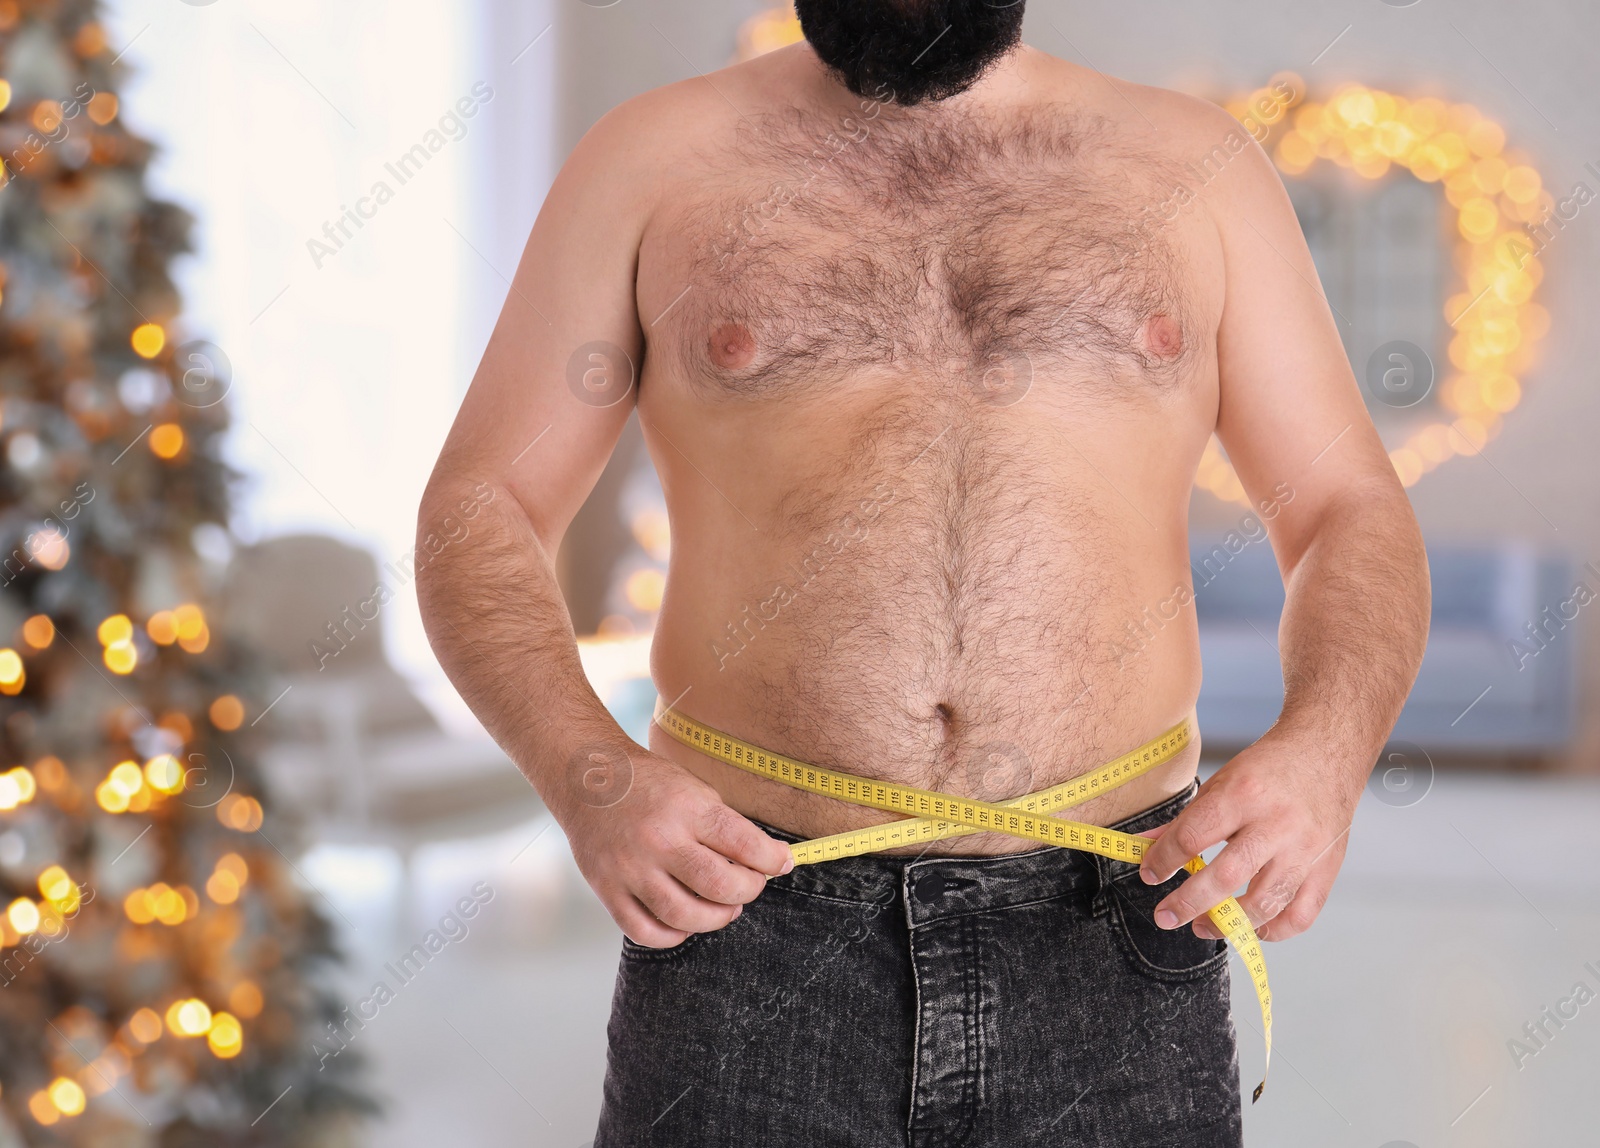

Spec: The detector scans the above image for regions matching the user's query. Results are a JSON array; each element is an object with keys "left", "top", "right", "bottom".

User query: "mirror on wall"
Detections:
[{"left": 1287, "top": 166, "right": 1450, "bottom": 430}]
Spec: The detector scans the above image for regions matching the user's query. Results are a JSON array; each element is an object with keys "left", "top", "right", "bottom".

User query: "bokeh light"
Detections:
[
  {"left": 7, "top": 897, "right": 40, "bottom": 934},
  {"left": 1202, "top": 82, "right": 1546, "bottom": 504},
  {"left": 47, "top": 1077, "right": 85, "bottom": 1117},
  {"left": 146, "top": 611, "right": 177, "bottom": 645},
  {"left": 217, "top": 793, "right": 263, "bottom": 832},
  {"left": 130, "top": 323, "right": 165, "bottom": 359},
  {"left": 128, "top": 1008, "right": 163, "bottom": 1044},
  {"left": 0, "top": 766, "right": 37, "bottom": 811},
  {"left": 209, "top": 694, "right": 245, "bottom": 730},
  {"left": 144, "top": 754, "right": 184, "bottom": 794},
  {"left": 0, "top": 647, "right": 24, "bottom": 695},
  {"left": 149, "top": 423, "right": 184, "bottom": 459},
  {"left": 624, "top": 569, "right": 666, "bottom": 612},
  {"left": 207, "top": 1011, "right": 244, "bottom": 1058},
  {"left": 21, "top": 614, "right": 54, "bottom": 648},
  {"left": 166, "top": 998, "right": 212, "bottom": 1037},
  {"left": 229, "top": 980, "right": 264, "bottom": 1018}
]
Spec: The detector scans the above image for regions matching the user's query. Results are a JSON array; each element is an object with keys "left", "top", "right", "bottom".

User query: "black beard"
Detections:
[{"left": 795, "top": 0, "right": 1026, "bottom": 107}]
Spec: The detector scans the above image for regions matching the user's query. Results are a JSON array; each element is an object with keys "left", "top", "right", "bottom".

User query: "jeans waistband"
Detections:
[{"left": 756, "top": 778, "right": 1199, "bottom": 919}]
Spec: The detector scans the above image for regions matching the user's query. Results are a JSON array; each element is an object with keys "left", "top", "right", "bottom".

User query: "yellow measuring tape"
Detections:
[{"left": 653, "top": 700, "right": 1272, "bottom": 1103}]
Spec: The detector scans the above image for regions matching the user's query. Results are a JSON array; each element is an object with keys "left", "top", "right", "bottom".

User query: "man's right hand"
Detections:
[{"left": 559, "top": 747, "right": 795, "bottom": 949}]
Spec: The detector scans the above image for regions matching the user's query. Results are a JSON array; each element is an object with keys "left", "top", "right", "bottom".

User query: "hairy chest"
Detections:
[{"left": 641, "top": 105, "right": 1217, "bottom": 405}]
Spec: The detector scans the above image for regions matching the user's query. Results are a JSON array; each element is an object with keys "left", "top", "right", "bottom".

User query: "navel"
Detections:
[
  {"left": 708, "top": 321, "right": 757, "bottom": 369},
  {"left": 1143, "top": 313, "right": 1184, "bottom": 358}
]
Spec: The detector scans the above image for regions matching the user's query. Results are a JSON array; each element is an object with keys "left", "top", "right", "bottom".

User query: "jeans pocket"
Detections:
[
  {"left": 1105, "top": 866, "right": 1227, "bottom": 982},
  {"left": 619, "top": 930, "right": 709, "bottom": 962}
]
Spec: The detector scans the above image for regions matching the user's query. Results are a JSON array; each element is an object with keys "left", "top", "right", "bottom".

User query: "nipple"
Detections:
[
  {"left": 709, "top": 322, "right": 757, "bottom": 369},
  {"left": 1143, "top": 313, "right": 1184, "bottom": 358}
]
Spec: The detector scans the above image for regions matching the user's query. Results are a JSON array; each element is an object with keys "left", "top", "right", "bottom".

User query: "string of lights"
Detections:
[{"left": 1200, "top": 78, "right": 1547, "bottom": 503}]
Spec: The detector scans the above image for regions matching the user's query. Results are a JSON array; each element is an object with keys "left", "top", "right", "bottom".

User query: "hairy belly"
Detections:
[{"left": 644, "top": 407, "right": 1205, "bottom": 851}]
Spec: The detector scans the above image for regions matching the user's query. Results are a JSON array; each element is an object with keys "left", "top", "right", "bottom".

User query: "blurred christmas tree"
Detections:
[{"left": 0, "top": 1, "right": 373, "bottom": 1143}]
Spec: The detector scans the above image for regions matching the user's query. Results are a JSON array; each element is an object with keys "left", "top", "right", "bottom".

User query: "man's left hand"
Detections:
[{"left": 1136, "top": 730, "right": 1365, "bottom": 942}]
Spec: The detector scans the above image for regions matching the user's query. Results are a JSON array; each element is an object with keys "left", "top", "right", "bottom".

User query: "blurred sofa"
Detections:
[{"left": 1191, "top": 539, "right": 1579, "bottom": 761}]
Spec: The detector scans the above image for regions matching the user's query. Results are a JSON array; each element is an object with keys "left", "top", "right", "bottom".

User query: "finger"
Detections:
[
  {"left": 1138, "top": 794, "right": 1241, "bottom": 885},
  {"left": 696, "top": 802, "right": 794, "bottom": 876},
  {"left": 639, "top": 812, "right": 769, "bottom": 906},
  {"left": 1152, "top": 832, "right": 1270, "bottom": 930},
  {"left": 1255, "top": 879, "right": 1328, "bottom": 942},
  {"left": 1233, "top": 855, "right": 1309, "bottom": 933},
  {"left": 666, "top": 840, "right": 769, "bottom": 906},
  {"left": 634, "top": 875, "right": 743, "bottom": 935},
  {"left": 615, "top": 896, "right": 691, "bottom": 950},
  {"left": 1256, "top": 846, "right": 1341, "bottom": 941}
]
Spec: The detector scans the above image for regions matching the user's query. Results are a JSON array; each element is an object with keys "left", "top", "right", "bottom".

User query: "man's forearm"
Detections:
[
  {"left": 1139, "top": 475, "right": 1430, "bottom": 940},
  {"left": 415, "top": 477, "right": 627, "bottom": 818},
  {"left": 1273, "top": 476, "right": 1431, "bottom": 770}
]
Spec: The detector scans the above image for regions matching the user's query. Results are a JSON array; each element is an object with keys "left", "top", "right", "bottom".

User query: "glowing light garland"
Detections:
[{"left": 1202, "top": 78, "right": 1550, "bottom": 504}]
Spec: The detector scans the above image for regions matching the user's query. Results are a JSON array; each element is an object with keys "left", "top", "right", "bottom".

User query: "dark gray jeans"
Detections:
[{"left": 594, "top": 781, "right": 1242, "bottom": 1147}]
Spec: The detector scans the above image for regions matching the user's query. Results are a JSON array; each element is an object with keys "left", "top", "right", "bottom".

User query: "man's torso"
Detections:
[{"left": 634, "top": 46, "right": 1231, "bottom": 850}]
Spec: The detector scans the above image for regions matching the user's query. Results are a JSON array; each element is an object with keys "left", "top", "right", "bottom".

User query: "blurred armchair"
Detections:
[{"left": 219, "top": 534, "right": 545, "bottom": 848}]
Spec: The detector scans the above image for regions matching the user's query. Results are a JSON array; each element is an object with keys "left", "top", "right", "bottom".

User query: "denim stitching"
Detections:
[
  {"left": 1106, "top": 887, "right": 1229, "bottom": 982},
  {"left": 618, "top": 928, "right": 710, "bottom": 963},
  {"left": 971, "top": 912, "right": 989, "bottom": 1129},
  {"left": 903, "top": 889, "right": 1085, "bottom": 928},
  {"left": 905, "top": 870, "right": 926, "bottom": 1146},
  {"left": 765, "top": 880, "right": 899, "bottom": 908}
]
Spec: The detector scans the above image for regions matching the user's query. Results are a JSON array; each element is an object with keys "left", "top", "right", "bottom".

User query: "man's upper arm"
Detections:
[
  {"left": 425, "top": 96, "right": 665, "bottom": 549},
  {"left": 1206, "top": 117, "right": 1404, "bottom": 574}
]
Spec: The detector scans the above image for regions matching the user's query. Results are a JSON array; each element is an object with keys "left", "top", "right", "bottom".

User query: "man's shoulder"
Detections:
[
  {"left": 573, "top": 46, "right": 792, "bottom": 169},
  {"left": 549, "top": 79, "right": 722, "bottom": 238},
  {"left": 570, "top": 78, "right": 719, "bottom": 172},
  {"left": 1021, "top": 51, "right": 1277, "bottom": 184},
  {"left": 1128, "top": 81, "right": 1280, "bottom": 177}
]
